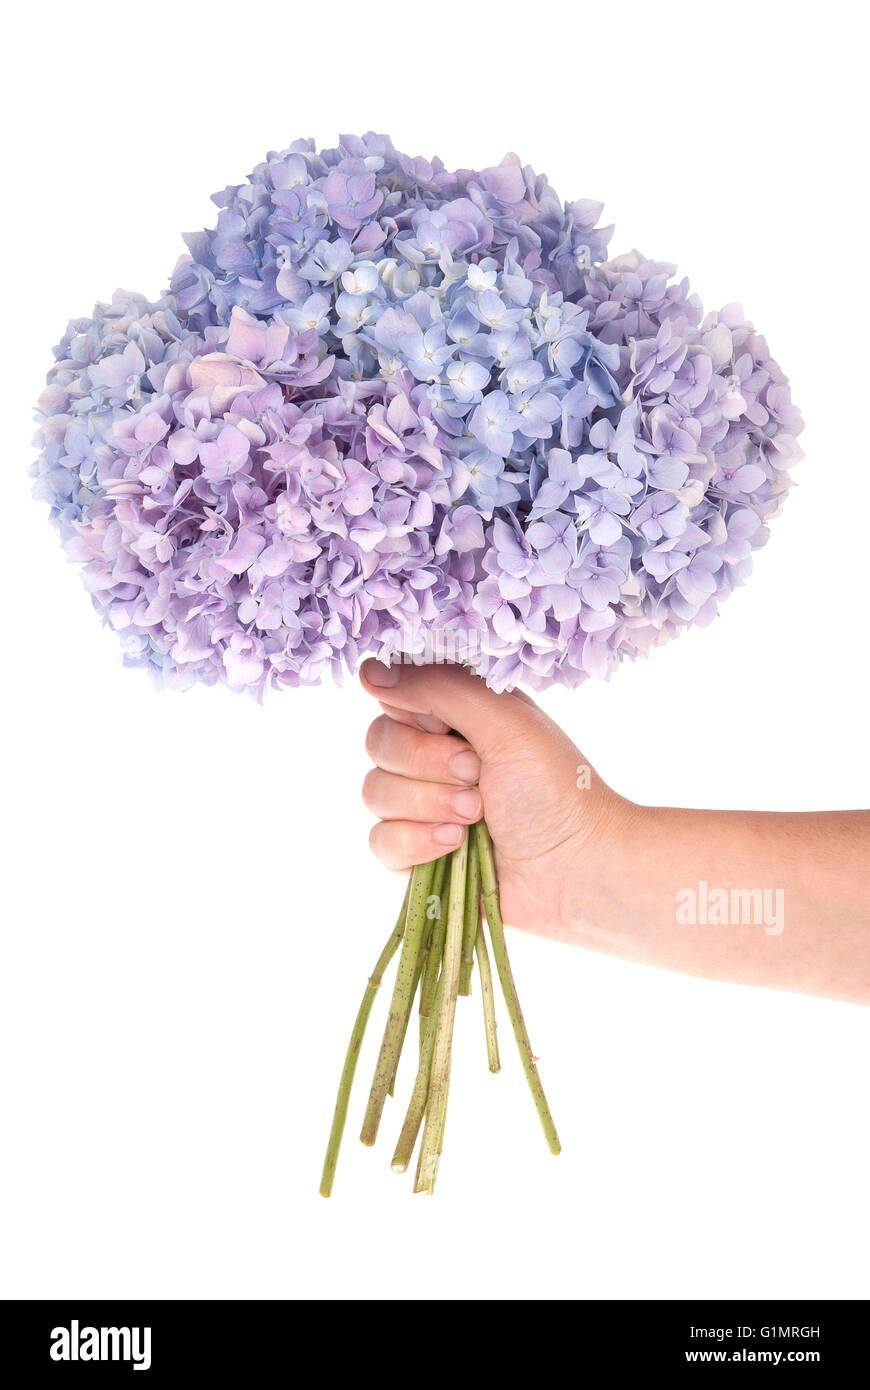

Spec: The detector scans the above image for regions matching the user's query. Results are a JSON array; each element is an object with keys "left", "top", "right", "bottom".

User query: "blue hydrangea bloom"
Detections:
[{"left": 32, "top": 134, "right": 803, "bottom": 693}]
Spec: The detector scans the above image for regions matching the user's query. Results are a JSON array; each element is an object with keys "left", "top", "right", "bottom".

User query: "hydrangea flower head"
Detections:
[{"left": 32, "top": 135, "right": 803, "bottom": 693}]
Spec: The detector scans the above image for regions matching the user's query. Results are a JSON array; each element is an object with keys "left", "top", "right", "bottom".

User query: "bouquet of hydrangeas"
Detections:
[{"left": 32, "top": 133, "right": 802, "bottom": 1193}]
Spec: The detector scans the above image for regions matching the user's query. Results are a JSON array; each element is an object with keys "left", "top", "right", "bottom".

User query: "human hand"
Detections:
[{"left": 360, "top": 661, "right": 633, "bottom": 943}]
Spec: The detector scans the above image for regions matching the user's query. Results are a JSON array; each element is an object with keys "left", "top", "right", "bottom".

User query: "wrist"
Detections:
[{"left": 555, "top": 793, "right": 651, "bottom": 948}]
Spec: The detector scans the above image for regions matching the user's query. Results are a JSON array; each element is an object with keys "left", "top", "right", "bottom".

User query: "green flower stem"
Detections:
[
  {"left": 430, "top": 852, "right": 449, "bottom": 907},
  {"left": 414, "top": 836, "right": 468, "bottom": 1194},
  {"left": 391, "top": 974, "right": 442, "bottom": 1174},
  {"left": 387, "top": 926, "right": 429, "bottom": 1099},
  {"left": 417, "top": 854, "right": 450, "bottom": 1039},
  {"left": 388, "top": 857, "right": 445, "bottom": 1097},
  {"left": 474, "top": 918, "right": 500, "bottom": 1073},
  {"left": 416, "top": 852, "right": 449, "bottom": 1011},
  {"left": 319, "top": 880, "right": 411, "bottom": 1197},
  {"left": 473, "top": 820, "right": 561, "bottom": 1156},
  {"left": 360, "top": 860, "right": 435, "bottom": 1147},
  {"left": 435, "top": 1055, "right": 451, "bottom": 1159},
  {"left": 458, "top": 831, "right": 481, "bottom": 997}
]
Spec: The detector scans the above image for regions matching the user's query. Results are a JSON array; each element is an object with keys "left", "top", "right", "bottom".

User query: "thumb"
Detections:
[{"left": 360, "top": 660, "right": 539, "bottom": 764}]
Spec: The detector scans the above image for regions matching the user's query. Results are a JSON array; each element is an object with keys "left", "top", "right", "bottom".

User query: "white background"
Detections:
[{"left": 1, "top": 0, "right": 867, "bottom": 1301}]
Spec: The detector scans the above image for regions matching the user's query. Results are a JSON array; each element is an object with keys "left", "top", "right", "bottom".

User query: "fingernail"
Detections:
[
  {"left": 365, "top": 660, "right": 398, "bottom": 688},
  {"left": 416, "top": 714, "right": 446, "bottom": 733},
  {"left": 452, "top": 789, "right": 482, "bottom": 821},
  {"left": 433, "top": 823, "right": 463, "bottom": 847},
  {"left": 450, "top": 749, "right": 481, "bottom": 784}
]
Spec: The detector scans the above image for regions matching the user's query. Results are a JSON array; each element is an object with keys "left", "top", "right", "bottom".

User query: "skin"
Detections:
[{"left": 361, "top": 661, "right": 870, "bottom": 1007}]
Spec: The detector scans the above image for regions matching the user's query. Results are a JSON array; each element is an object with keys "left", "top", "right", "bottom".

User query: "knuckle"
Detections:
[
  {"left": 361, "top": 768, "right": 380, "bottom": 812},
  {"left": 368, "top": 821, "right": 393, "bottom": 867},
  {"left": 365, "top": 715, "right": 387, "bottom": 762},
  {"left": 405, "top": 777, "right": 428, "bottom": 819},
  {"left": 407, "top": 730, "right": 446, "bottom": 781}
]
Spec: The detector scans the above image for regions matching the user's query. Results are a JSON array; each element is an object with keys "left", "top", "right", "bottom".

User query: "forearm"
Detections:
[{"left": 568, "top": 807, "right": 870, "bottom": 1005}]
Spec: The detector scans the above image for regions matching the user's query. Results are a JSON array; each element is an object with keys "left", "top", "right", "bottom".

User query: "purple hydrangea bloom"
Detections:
[{"left": 32, "top": 135, "right": 803, "bottom": 694}]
